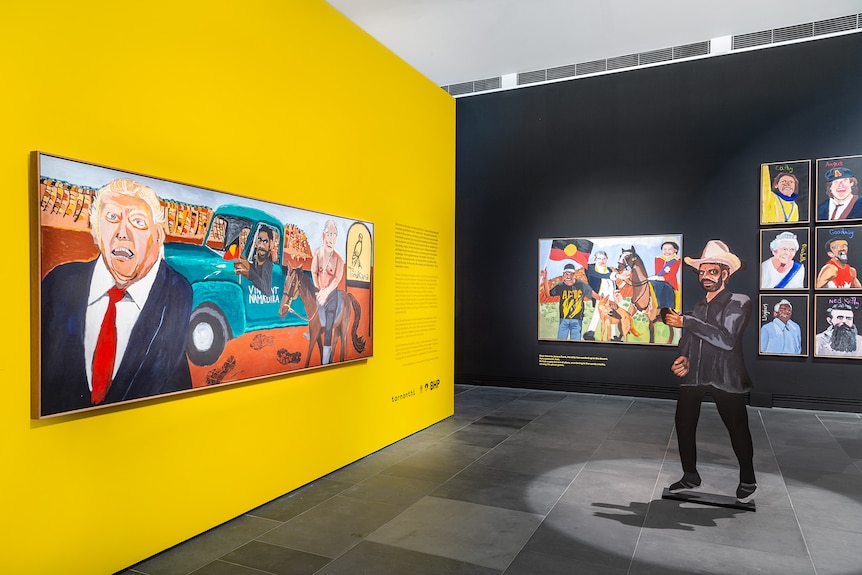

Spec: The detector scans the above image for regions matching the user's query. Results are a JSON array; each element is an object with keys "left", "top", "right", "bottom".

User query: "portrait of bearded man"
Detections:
[{"left": 815, "top": 302, "right": 862, "bottom": 358}]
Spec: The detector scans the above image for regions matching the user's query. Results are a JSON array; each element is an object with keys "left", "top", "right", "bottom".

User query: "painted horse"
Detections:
[
  {"left": 616, "top": 247, "right": 677, "bottom": 344},
  {"left": 279, "top": 264, "right": 366, "bottom": 367}
]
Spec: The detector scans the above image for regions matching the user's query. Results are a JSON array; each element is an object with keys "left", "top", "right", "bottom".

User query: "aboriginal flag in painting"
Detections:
[{"left": 549, "top": 238, "right": 593, "bottom": 268}]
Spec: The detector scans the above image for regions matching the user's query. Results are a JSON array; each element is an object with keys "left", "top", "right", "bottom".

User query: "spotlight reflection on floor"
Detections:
[{"left": 523, "top": 460, "right": 862, "bottom": 575}]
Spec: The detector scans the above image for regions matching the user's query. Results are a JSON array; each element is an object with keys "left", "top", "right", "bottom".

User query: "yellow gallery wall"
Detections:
[{"left": 0, "top": 1, "right": 454, "bottom": 573}]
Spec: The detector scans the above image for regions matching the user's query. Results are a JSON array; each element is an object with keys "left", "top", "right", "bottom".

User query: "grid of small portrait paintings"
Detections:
[{"left": 759, "top": 154, "right": 862, "bottom": 360}]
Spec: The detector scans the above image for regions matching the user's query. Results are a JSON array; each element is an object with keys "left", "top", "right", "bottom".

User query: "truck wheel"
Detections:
[{"left": 187, "top": 305, "right": 230, "bottom": 366}]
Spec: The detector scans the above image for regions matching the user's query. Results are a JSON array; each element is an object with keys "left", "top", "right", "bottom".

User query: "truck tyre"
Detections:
[{"left": 187, "top": 305, "right": 231, "bottom": 366}]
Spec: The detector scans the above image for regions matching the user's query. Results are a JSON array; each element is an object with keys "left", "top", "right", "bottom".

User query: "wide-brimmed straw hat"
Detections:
[{"left": 683, "top": 240, "right": 741, "bottom": 275}]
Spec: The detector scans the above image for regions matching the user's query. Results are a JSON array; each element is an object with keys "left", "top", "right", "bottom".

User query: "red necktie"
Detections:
[
  {"left": 831, "top": 204, "right": 844, "bottom": 220},
  {"left": 91, "top": 286, "right": 126, "bottom": 404}
]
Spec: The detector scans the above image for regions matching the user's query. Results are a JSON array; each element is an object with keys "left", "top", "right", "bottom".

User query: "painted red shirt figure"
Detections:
[
  {"left": 815, "top": 238, "right": 861, "bottom": 289},
  {"left": 654, "top": 241, "right": 681, "bottom": 291},
  {"left": 651, "top": 240, "right": 680, "bottom": 310}
]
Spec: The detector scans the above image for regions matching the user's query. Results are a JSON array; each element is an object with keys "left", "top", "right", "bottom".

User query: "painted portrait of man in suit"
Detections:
[
  {"left": 817, "top": 165, "right": 862, "bottom": 222},
  {"left": 40, "top": 178, "right": 193, "bottom": 417}
]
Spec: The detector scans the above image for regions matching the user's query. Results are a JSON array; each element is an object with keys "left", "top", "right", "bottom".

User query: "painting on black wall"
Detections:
[
  {"left": 758, "top": 294, "right": 808, "bottom": 357},
  {"left": 814, "top": 224, "right": 862, "bottom": 290},
  {"left": 760, "top": 160, "right": 810, "bottom": 225},
  {"left": 816, "top": 155, "right": 862, "bottom": 223},
  {"left": 814, "top": 294, "right": 862, "bottom": 359},
  {"left": 538, "top": 234, "right": 682, "bottom": 346},
  {"left": 759, "top": 227, "right": 809, "bottom": 290}
]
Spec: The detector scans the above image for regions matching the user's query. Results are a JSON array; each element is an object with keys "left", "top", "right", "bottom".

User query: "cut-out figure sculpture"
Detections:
[{"left": 663, "top": 240, "right": 757, "bottom": 504}]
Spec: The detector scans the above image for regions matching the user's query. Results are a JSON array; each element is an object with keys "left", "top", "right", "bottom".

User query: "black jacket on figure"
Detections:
[{"left": 678, "top": 288, "right": 752, "bottom": 394}]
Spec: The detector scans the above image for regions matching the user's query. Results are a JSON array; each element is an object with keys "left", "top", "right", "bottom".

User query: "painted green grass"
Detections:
[{"left": 539, "top": 300, "right": 680, "bottom": 345}]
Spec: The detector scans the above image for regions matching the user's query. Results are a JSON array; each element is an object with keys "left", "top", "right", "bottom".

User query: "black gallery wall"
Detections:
[{"left": 455, "top": 32, "right": 862, "bottom": 411}]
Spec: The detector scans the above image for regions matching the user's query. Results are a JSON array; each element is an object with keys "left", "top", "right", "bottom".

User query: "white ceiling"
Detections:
[{"left": 326, "top": 0, "right": 862, "bottom": 87}]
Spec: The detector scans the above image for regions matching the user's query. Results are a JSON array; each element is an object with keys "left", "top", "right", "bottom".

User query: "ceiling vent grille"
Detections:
[
  {"left": 444, "top": 12, "right": 861, "bottom": 97},
  {"left": 575, "top": 59, "right": 607, "bottom": 76},
  {"left": 639, "top": 47, "right": 673, "bottom": 65},
  {"left": 546, "top": 64, "right": 577, "bottom": 81},
  {"left": 473, "top": 77, "right": 501, "bottom": 91},
  {"left": 732, "top": 29, "right": 772, "bottom": 50},
  {"left": 814, "top": 14, "right": 857, "bottom": 35},
  {"left": 773, "top": 22, "right": 814, "bottom": 43},
  {"left": 607, "top": 53, "right": 639, "bottom": 71},
  {"left": 673, "top": 41, "right": 710, "bottom": 59},
  {"left": 518, "top": 69, "right": 547, "bottom": 85},
  {"left": 448, "top": 81, "right": 474, "bottom": 96}
]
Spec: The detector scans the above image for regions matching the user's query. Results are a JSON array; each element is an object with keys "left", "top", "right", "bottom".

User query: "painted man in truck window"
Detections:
[
  {"left": 663, "top": 240, "right": 757, "bottom": 503},
  {"left": 234, "top": 225, "right": 274, "bottom": 294},
  {"left": 40, "top": 178, "right": 193, "bottom": 416}
]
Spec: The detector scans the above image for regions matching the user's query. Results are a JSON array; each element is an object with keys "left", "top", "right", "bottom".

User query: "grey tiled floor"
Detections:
[{"left": 123, "top": 385, "right": 862, "bottom": 575}]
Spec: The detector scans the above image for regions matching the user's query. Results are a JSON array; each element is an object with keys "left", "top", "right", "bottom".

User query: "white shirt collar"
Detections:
[
  {"left": 829, "top": 198, "right": 847, "bottom": 219},
  {"left": 88, "top": 256, "right": 162, "bottom": 310}
]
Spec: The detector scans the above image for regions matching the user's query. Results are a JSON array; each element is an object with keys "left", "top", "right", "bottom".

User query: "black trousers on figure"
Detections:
[{"left": 675, "top": 385, "right": 756, "bottom": 484}]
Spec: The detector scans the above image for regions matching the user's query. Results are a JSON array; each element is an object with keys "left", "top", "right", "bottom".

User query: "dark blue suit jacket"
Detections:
[
  {"left": 40, "top": 258, "right": 193, "bottom": 416},
  {"left": 817, "top": 195, "right": 862, "bottom": 221}
]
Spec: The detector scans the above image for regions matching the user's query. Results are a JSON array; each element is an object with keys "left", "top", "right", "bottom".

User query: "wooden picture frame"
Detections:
[
  {"left": 813, "top": 294, "right": 862, "bottom": 359},
  {"left": 815, "top": 155, "right": 862, "bottom": 223},
  {"left": 538, "top": 234, "right": 683, "bottom": 346},
  {"left": 759, "top": 227, "right": 809, "bottom": 290},
  {"left": 33, "top": 152, "right": 374, "bottom": 418},
  {"left": 760, "top": 160, "right": 810, "bottom": 225},
  {"left": 757, "top": 294, "right": 808, "bottom": 357},
  {"left": 813, "top": 224, "right": 862, "bottom": 290}
]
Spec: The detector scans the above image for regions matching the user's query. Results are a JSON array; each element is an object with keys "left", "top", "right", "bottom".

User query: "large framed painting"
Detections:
[
  {"left": 815, "top": 155, "right": 862, "bottom": 223},
  {"left": 758, "top": 294, "right": 808, "bottom": 357},
  {"left": 760, "top": 160, "right": 810, "bottom": 225},
  {"left": 814, "top": 294, "right": 862, "bottom": 359},
  {"left": 538, "top": 234, "right": 683, "bottom": 346},
  {"left": 33, "top": 152, "right": 374, "bottom": 418}
]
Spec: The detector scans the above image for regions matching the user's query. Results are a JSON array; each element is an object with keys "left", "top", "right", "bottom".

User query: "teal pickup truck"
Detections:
[{"left": 165, "top": 204, "right": 305, "bottom": 366}]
